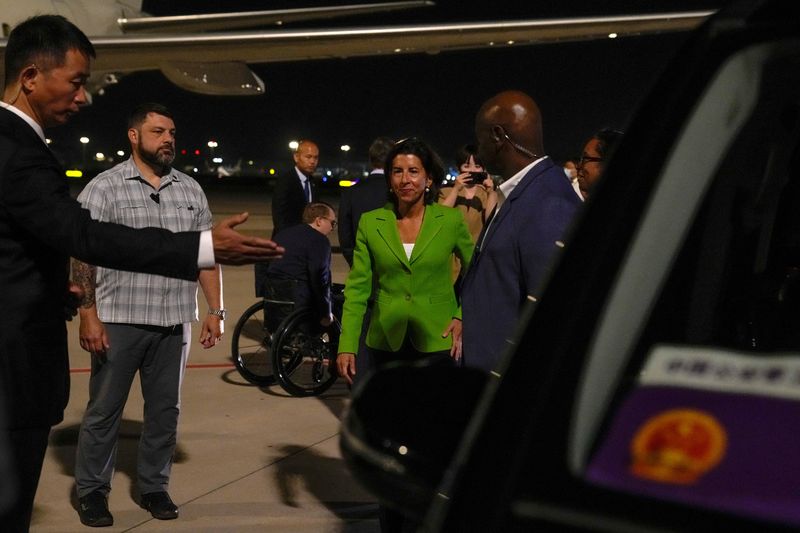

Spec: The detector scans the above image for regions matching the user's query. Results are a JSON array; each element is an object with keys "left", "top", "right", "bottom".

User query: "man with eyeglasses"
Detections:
[
  {"left": 576, "top": 128, "right": 625, "bottom": 199},
  {"left": 259, "top": 202, "right": 336, "bottom": 327},
  {"left": 459, "top": 90, "right": 582, "bottom": 372}
]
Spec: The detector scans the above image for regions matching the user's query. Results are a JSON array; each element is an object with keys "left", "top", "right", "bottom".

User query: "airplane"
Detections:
[{"left": 0, "top": 1, "right": 715, "bottom": 99}]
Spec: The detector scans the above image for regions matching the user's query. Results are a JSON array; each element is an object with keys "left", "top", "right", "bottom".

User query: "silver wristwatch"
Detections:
[{"left": 208, "top": 308, "right": 227, "bottom": 320}]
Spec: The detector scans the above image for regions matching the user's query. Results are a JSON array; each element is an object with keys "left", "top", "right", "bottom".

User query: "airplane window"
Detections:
[{"left": 580, "top": 42, "right": 800, "bottom": 526}]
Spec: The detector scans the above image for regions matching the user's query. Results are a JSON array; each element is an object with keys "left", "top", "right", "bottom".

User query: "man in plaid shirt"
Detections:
[{"left": 71, "top": 103, "right": 223, "bottom": 527}]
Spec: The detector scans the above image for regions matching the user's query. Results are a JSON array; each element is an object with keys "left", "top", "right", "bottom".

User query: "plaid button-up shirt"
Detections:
[{"left": 77, "top": 158, "right": 213, "bottom": 326}]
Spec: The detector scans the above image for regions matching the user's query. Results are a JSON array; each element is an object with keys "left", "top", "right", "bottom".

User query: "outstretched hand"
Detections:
[{"left": 211, "top": 212, "right": 284, "bottom": 265}]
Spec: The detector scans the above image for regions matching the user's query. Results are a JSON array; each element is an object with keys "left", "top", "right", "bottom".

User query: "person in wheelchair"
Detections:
[{"left": 257, "top": 202, "right": 337, "bottom": 328}]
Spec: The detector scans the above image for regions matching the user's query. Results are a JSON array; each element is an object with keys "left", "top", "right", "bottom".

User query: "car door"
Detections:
[{"left": 425, "top": 2, "right": 800, "bottom": 531}]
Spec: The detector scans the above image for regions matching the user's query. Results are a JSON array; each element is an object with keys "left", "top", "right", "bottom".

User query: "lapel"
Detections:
[
  {"left": 481, "top": 158, "right": 554, "bottom": 248},
  {"left": 410, "top": 204, "right": 444, "bottom": 265},
  {"left": 374, "top": 208, "right": 411, "bottom": 268}
]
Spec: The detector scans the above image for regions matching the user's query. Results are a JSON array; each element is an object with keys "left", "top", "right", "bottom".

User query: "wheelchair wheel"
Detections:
[
  {"left": 271, "top": 309, "right": 340, "bottom": 396},
  {"left": 231, "top": 301, "right": 276, "bottom": 385}
]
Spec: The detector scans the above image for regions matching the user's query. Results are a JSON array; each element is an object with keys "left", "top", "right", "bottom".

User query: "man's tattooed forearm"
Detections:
[{"left": 71, "top": 259, "right": 97, "bottom": 308}]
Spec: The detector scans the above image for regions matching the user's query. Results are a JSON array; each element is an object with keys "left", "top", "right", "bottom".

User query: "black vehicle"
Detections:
[{"left": 341, "top": 1, "right": 800, "bottom": 531}]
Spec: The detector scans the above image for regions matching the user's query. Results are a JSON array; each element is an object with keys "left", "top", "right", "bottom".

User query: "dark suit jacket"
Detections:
[
  {"left": 461, "top": 158, "right": 582, "bottom": 372},
  {"left": 0, "top": 108, "right": 200, "bottom": 430},
  {"left": 259, "top": 223, "right": 332, "bottom": 320},
  {"left": 338, "top": 171, "right": 387, "bottom": 267},
  {"left": 271, "top": 169, "right": 314, "bottom": 237}
]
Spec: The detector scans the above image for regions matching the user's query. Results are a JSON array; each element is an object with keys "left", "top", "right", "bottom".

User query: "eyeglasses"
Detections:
[
  {"left": 578, "top": 155, "right": 603, "bottom": 166},
  {"left": 322, "top": 217, "right": 338, "bottom": 229}
]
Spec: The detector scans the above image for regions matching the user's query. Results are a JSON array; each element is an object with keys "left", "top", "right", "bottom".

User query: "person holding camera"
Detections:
[{"left": 438, "top": 144, "right": 498, "bottom": 242}]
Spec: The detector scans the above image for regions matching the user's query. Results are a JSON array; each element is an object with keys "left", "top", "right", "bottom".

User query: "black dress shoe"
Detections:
[
  {"left": 78, "top": 490, "right": 113, "bottom": 527},
  {"left": 141, "top": 491, "right": 179, "bottom": 520}
]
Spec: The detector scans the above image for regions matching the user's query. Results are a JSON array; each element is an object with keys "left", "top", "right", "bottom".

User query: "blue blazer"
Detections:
[{"left": 460, "top": 158, "right": 581, "bottom": 372}]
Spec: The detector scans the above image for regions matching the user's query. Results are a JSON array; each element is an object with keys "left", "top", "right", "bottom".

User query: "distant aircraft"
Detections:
[
  {"left": 204, "top": 159, "right": 242, "bottom": 179},
  {"left": 0, "top": 1, "right": 714, "bottom": 98}
]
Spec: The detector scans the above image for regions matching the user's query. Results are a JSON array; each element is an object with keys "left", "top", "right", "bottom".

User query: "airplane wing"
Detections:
[
  {"left": 119, "top": 1, "right": 435, "bottom": 33},
  {"left": 0, "top": 10, "right": 714, "bottom": 96}
]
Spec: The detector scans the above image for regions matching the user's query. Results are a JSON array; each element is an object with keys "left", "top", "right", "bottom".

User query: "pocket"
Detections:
[
  {"left": 429, "top": 293, "right": 452, "bottom": 304},
  {"left": 375, "top": 291, "right": 393, "bottom": 304},
  {"left": 118, "top": 204, "right": 148, "bottom": 227}
]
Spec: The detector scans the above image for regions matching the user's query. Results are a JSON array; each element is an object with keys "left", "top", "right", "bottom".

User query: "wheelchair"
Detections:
[{"left": 231, "top": 281, "right": 343, "bottom": 396}]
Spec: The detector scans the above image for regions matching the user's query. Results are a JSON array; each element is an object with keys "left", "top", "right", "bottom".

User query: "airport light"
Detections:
[
  {"left": 94, "top": 152, "right": 105, "bottom": 161},
  {"left": 116, "top": 150, "right": 125, "bottom": 157},
  {"left": 212, "top": 157, "right": 223, "bottom": 164},
  {"left": 288, "top": 140, "right": 299, "bottom": 151},
  {"left": 340, "top": 144, "right": 351, "bottom": 152},
  {"left": 207, "top": 140, "right": 218, "bottom": 148},
  {"left": 45, "top": 138, "right": 52, "bottom": 145},
  {"left": 608, "top": 32, "right": 618, "bottom": 39},
  {"left": 79, "top": 137, "right": 89, "bottom": 169}
]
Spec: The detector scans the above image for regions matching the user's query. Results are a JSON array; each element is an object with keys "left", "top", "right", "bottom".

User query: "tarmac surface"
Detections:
[{"left": 31, "top": 185, "right": 381, "bottom": 532}]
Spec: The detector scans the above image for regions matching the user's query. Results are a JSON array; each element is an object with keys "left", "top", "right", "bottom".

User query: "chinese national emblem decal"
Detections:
[{"left": 630, "top": 408, "right": 727, "bottom": 484}]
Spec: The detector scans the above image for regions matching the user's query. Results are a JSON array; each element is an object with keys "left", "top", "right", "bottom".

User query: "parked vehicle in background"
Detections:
[{"left": 341, "top": 1, "right": 800, "bottom": 531}]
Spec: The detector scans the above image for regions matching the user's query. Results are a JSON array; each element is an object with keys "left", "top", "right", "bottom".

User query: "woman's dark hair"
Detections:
[
  {"left": 594, "top": 128, "right": 625, "bottom": 160},
  {"left": 384, "top": 137, "right": 443, "bottom": 206},
  {"left": 454, "top": 144, "right": 484, "bottom": 169}
]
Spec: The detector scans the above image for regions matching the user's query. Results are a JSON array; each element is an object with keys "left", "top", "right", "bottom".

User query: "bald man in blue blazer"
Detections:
[{"left": 461, "top": 91, "right": 582, "bottom": 372}]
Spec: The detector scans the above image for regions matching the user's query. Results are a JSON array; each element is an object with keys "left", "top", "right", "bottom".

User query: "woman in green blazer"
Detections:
[{"left": 337, "top": 138, "right": 474, "bottom": 385}]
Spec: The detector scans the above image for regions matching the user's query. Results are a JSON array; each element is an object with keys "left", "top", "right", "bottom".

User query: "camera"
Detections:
[{"left": 468, "top": 171, "right": 488, "bottom": 184}]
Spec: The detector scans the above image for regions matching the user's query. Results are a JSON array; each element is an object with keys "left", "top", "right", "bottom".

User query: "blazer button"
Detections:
[{"left": 405, "top": 294, "right": 411, "bottom": 301}]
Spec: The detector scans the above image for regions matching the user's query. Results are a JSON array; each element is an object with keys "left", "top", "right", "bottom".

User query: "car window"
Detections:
[{"left": 572, "top": 39, "right": 800, "bottom": 526}]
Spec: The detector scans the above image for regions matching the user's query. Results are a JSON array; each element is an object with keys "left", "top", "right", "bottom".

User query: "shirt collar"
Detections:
[
  {"left": 294, "top": 166, "right": 309, "bottom": 182},
  {"left": 1, "top": 102, "right": 46, "bottom": 145},
  {"left": 497, "top": 156, "right": 548, "bottom": 208},
  {"left": 121, "top": 157, "right": 180, "bottom": 185}
]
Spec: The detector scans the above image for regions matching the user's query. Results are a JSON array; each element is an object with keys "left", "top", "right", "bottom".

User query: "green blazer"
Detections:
[{"left": 339, "top": 202, "right": 474, "bottom": 354}]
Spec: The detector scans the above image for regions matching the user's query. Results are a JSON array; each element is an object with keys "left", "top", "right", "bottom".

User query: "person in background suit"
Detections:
[
  {"left": 271, "top": 139, "right": 319, "bottom": 237},
  {"left": 0, "top": 15, "right": 282, "bottom": 532},
  {"left": 338, "top": 136, "right": 394, "bottom": 267},
  {"left": 336, "top": 137, "right": 473, "bottom": 533},
  {"left": 264, "top": 202, "right": 337, "bottom": 327},
  {"left": 460, "top": 90, "right": 582, "bottom": 373},
  {"left": 337, "top": 136, "right": 394, "bottom": 383}
]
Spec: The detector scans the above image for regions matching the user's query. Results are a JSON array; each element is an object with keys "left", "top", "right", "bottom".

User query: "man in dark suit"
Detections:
[
  {"left": 271, "top": 139, "right": 319, "bottom": 237},
  {"left": 338, "top": 136, "right": 394, "bottom": 267},
  {"left": 264, "top": 202, "right": 336, "bottom": 327},
  {"left": 460, "top": 90, "right": 582, "bottom": 372},
  {"left": 0, "top": 16, "right": 282, "bottom": 531},
  {"left": 337, "top": 136, "right": 393, "bottom": 383}
]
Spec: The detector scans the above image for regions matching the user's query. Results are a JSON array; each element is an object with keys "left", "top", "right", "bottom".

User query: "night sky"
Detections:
[{"left": 47, "top": 0, "right": 727, "bottom": 173}]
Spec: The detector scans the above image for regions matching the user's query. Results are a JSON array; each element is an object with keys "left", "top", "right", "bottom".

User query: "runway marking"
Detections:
[{"left": 70, "top": 362, "right": 235, "bottom": 373}]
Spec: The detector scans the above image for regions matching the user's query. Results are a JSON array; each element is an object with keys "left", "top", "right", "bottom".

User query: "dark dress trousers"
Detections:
[
  {"left": 0, "top": 108, "right": 199, "bottom": 529},
  {"left": 271, "top": 169, "right": 313, "bottom": 237},
  {"left": 338, "top": 171, "right": 387, "bottom": 267},
  {"left": 461, "top": 158, "right": 582, "bottom": 372}
]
